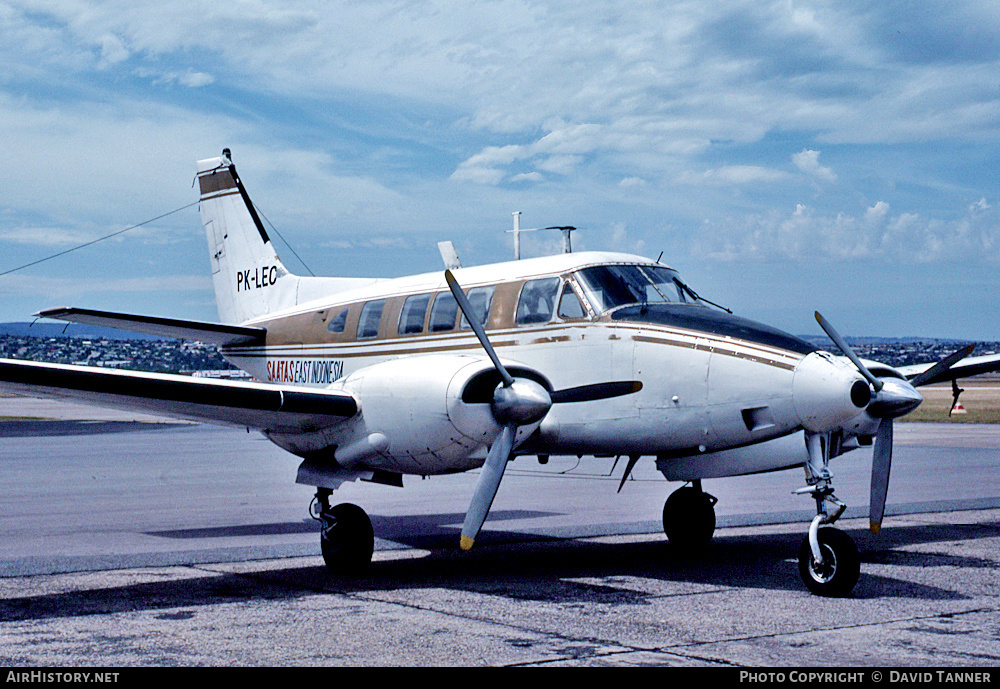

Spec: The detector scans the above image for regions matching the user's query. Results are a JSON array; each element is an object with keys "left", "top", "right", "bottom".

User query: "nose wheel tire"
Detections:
[
  {"left": 797, "top": 527, "right": 859, "bottom": 597},
  {"left": 320, "top": 502, "right": 374, "bottom": 575},
  {"left": 662, "top": 485, "right": 717, "bottom": 551}
]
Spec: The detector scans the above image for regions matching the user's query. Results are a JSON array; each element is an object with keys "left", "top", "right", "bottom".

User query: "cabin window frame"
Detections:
[
  {"left": 458, "top": 285, "right": 497, "bottom": 331},
  {"left": 326, "top": 306, "right": 350, "bottom": 334},
  {"left": 356, "top": 299, "right": 386, "bottom": 340},
  {"left": 398, "top": 293, "right": 431, "bottom": 336},
  {"left": 428, "top": 291, "right": 460, "bottom": 333}
]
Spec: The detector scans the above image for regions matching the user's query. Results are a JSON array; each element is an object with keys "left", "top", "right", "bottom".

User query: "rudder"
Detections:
[{"left": 196, "top": 150, "right": 296, "bottom": 324}]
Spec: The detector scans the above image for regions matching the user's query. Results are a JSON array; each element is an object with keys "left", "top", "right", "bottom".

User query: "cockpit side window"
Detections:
[
  {"left": 515, "top": 277, "right": 560, "bottom": 325},
  {"left": 557, "top": 281, "right": 587, "bottom": 320}
]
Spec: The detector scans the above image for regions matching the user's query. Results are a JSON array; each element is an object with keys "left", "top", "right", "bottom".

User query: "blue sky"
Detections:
[{"left": 1, "top": 1, "right": 998, "bottom": 340}]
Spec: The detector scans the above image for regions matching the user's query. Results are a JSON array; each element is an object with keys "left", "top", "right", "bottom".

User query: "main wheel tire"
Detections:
[
  {"left": 798, "top": 527, "right": 860, "bottom": 597},
  {"left": 320, "top": 502, "right": 374, "bottom": 575},
  {"left": 662, "top": 486, "right": 716, "bottom": 551}
]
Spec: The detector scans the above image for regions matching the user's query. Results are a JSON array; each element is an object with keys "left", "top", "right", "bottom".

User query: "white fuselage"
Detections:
[{"left": 214, "top": 252, "right": 867, "bottom": 481}]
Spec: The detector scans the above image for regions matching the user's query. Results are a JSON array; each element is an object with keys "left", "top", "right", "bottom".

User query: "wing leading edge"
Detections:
[{"left": 0, "top": 359, "right": 356, "bottom": 433}]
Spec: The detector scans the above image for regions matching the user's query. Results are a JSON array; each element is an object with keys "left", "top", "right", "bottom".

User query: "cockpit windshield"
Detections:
[{"left": 574, "top": 264, "right": 696, "bottom": 314}]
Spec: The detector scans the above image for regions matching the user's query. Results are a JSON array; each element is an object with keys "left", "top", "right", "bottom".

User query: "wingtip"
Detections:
[{"left": 460, "top": 535, "right": 475, "bottom": 551}]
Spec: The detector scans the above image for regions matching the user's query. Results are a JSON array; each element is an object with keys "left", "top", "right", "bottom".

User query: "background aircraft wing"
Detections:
[
  {"left": 36, "top": 307, "right": 265, "bottom": 347},
  {"left": 0, "top": 359, "right": 356, "bottom": 433},
  {"left": 896, "top": 353, "right": 1000, "bottom": 386}
]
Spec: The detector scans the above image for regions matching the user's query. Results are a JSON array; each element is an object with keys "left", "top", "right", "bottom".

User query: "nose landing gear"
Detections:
[
  {"left": 798, "top": 524, "right": 859, "bottom": 597},
  {"left": 794, "top": 431, "right": 860, "bottom": 596}
]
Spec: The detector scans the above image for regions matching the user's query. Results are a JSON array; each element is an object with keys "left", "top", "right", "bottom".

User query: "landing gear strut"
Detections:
[
  {"left": 794, "top": 432, "right": 860, "bottom": 596},
  {"left": 312, "top": 488, "right": 374, "bottom": 575},
  {"left": 662, "top": 480, "right": 717, "bottom": 550}
]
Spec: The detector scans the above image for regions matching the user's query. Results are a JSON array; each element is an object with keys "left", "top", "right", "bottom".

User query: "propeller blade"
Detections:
[
  {"left": 814, "top": 312, "right": 883, "bottom": 392},
  {"left": 461, "top": 423, "right": 516, "bottom": 550},
  {"left": 550, "top": 380, "right": 643, "bottom": 404},
  {"left": 446, "top": 270, "right": 513, "bottom": 387},
  {"left": 909, "top": 344, "right": 974, "bottom": 387},
  {"left": 869, "top": 418, "right": 893, "bottom": 534}
]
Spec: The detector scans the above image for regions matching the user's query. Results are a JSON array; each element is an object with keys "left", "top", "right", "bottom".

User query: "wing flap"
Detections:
[
  {"left": 0, "top": 359, "right": 356, "bottom": 432},
  {"left": 36, "top": 307, "right": 265, "bottom": 347}
]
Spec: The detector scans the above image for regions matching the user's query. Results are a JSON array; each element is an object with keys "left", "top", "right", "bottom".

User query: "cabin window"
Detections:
[
  {"left": 459, "top": 286, "right": 496, "bottom": 330},
  {"left": 327, "top": 307, "right": 349, "bottom": 334},
  {"left": 398, "top": 294, "right": 430, "bottom": 335},
  {"left": 357, "top": 300, "right": 385, "bottom": 339},
  {"left": 557, "top": 282, "right": 587, "bottom": 320},
  {"left": 515, "top": 277, "right": 560, "bottom": 325},
  {"left": 429, "top": 292, "right": 459, "bottom": 332}
]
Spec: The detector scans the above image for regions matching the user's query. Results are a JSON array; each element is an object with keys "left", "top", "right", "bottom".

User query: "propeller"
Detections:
[
  {"left": 814, "top": 313, "right": 970, "bottom": 533},
  {"left": 445, "top": 270, "right": 641, "bottom": 550}
]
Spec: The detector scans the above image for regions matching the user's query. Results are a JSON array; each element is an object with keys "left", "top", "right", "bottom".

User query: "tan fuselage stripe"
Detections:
[{"left": 225, "top": 322, "right": 801, "bottom": 372}]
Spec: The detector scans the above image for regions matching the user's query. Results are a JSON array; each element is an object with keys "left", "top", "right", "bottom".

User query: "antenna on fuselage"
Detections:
[{"left": 507, "top": 213, "right": 577, "bottom": 259}]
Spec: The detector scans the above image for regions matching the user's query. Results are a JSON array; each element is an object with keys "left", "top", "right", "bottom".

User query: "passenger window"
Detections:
[
  {"left": 557, "top": 283, "right": 586, "bottom": 320},
  {"left": 515, "top": 277, "right": 560, "bottom": 325},
  {"left": 327, "top": 307, "right": 349, "bottom": 334},
  {"left": 357, "top": 300, "right": 385, "bottom": 339},
  {"left": 429, "top": 292, "right": 459, "bottom": 332},
  {"left": 459, "top": 286, "right": 496, "bottom": 330},
  {"left": 398, "top": 294, "right": 430, "bottom": 335}
]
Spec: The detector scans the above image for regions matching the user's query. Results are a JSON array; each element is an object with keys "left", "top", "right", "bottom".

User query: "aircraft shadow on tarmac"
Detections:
[
  {"left": 0, "top": 420, "right": 186, "bottom": 437},
  {"left": 147, "top": 510, "right": 554, "bottom": 545},
  {"left": 3, "top": 516, "right": 996, "bottom": 623}
]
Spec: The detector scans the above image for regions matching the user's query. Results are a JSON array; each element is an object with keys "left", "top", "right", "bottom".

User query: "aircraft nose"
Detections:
[{"left": 792, "top": 351, "right": 871, "bottom": 433}]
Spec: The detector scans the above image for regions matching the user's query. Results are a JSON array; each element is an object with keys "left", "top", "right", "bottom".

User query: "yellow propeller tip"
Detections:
[
  {"left": 460, "top": 535, "right": 475, "bottom": 551},
  {"left": 870, "top": 522, "right": 882, "bottom": 534}
]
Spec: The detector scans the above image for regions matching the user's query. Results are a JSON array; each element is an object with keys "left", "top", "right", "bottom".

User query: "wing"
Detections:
[
  {"left": 0, "top": 358, "right": 355, "bottom": 433},
  {"left": 896, "top": 353, "right": 1000, "bottom": 386},
  {"left": 35, "top": 307, "right": 264, "bottom": 347}
]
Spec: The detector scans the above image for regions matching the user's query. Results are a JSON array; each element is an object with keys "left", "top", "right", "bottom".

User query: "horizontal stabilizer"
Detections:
[
  {"left": 898, "top": 353, "right": 1000, "bottom": 386},
  {"left": 36, "top": 307, "right": 265, "bottom": 347},
  {"left": 0, "top": 359, "right": 356, "bottom": 432}
]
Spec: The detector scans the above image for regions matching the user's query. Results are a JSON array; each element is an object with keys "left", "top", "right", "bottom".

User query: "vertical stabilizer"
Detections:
[{"left": 196, "top": 150, "right": 297, "bottom": 324}]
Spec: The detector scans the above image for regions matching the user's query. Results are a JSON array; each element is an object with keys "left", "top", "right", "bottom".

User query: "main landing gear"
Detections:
[
  {"left": 662, "top": 480, "right": 717, "bottom": 550},
  {"left": 793, "top": 432, "right": 860, "bottom": 597},
  {"left": 311, "top": 488, "right": 374, "bottom": 575}
]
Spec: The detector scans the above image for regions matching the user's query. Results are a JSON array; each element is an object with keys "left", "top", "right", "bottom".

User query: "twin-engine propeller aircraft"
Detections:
[{"left": 2, "top": 150, "right": 998, "bottom": 596}]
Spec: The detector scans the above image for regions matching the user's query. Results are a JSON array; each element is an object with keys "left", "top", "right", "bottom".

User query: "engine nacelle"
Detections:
[{"left": 274, "top": 354, "right": 551, "bottom": 476}]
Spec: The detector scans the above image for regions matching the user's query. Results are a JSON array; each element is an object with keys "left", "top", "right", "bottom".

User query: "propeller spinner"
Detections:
[{"left": 445, "top": 270, "right": 641, "bottom": 550}]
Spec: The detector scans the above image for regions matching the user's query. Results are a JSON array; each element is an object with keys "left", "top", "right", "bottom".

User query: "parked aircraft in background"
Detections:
[{"left": 2, "top": 150, "right": 997, "bottom": 596}]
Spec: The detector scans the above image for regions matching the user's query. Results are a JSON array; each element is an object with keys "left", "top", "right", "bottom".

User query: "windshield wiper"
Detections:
[{"left": 673, "top": 277, "right": 732, "bottom": 314}]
